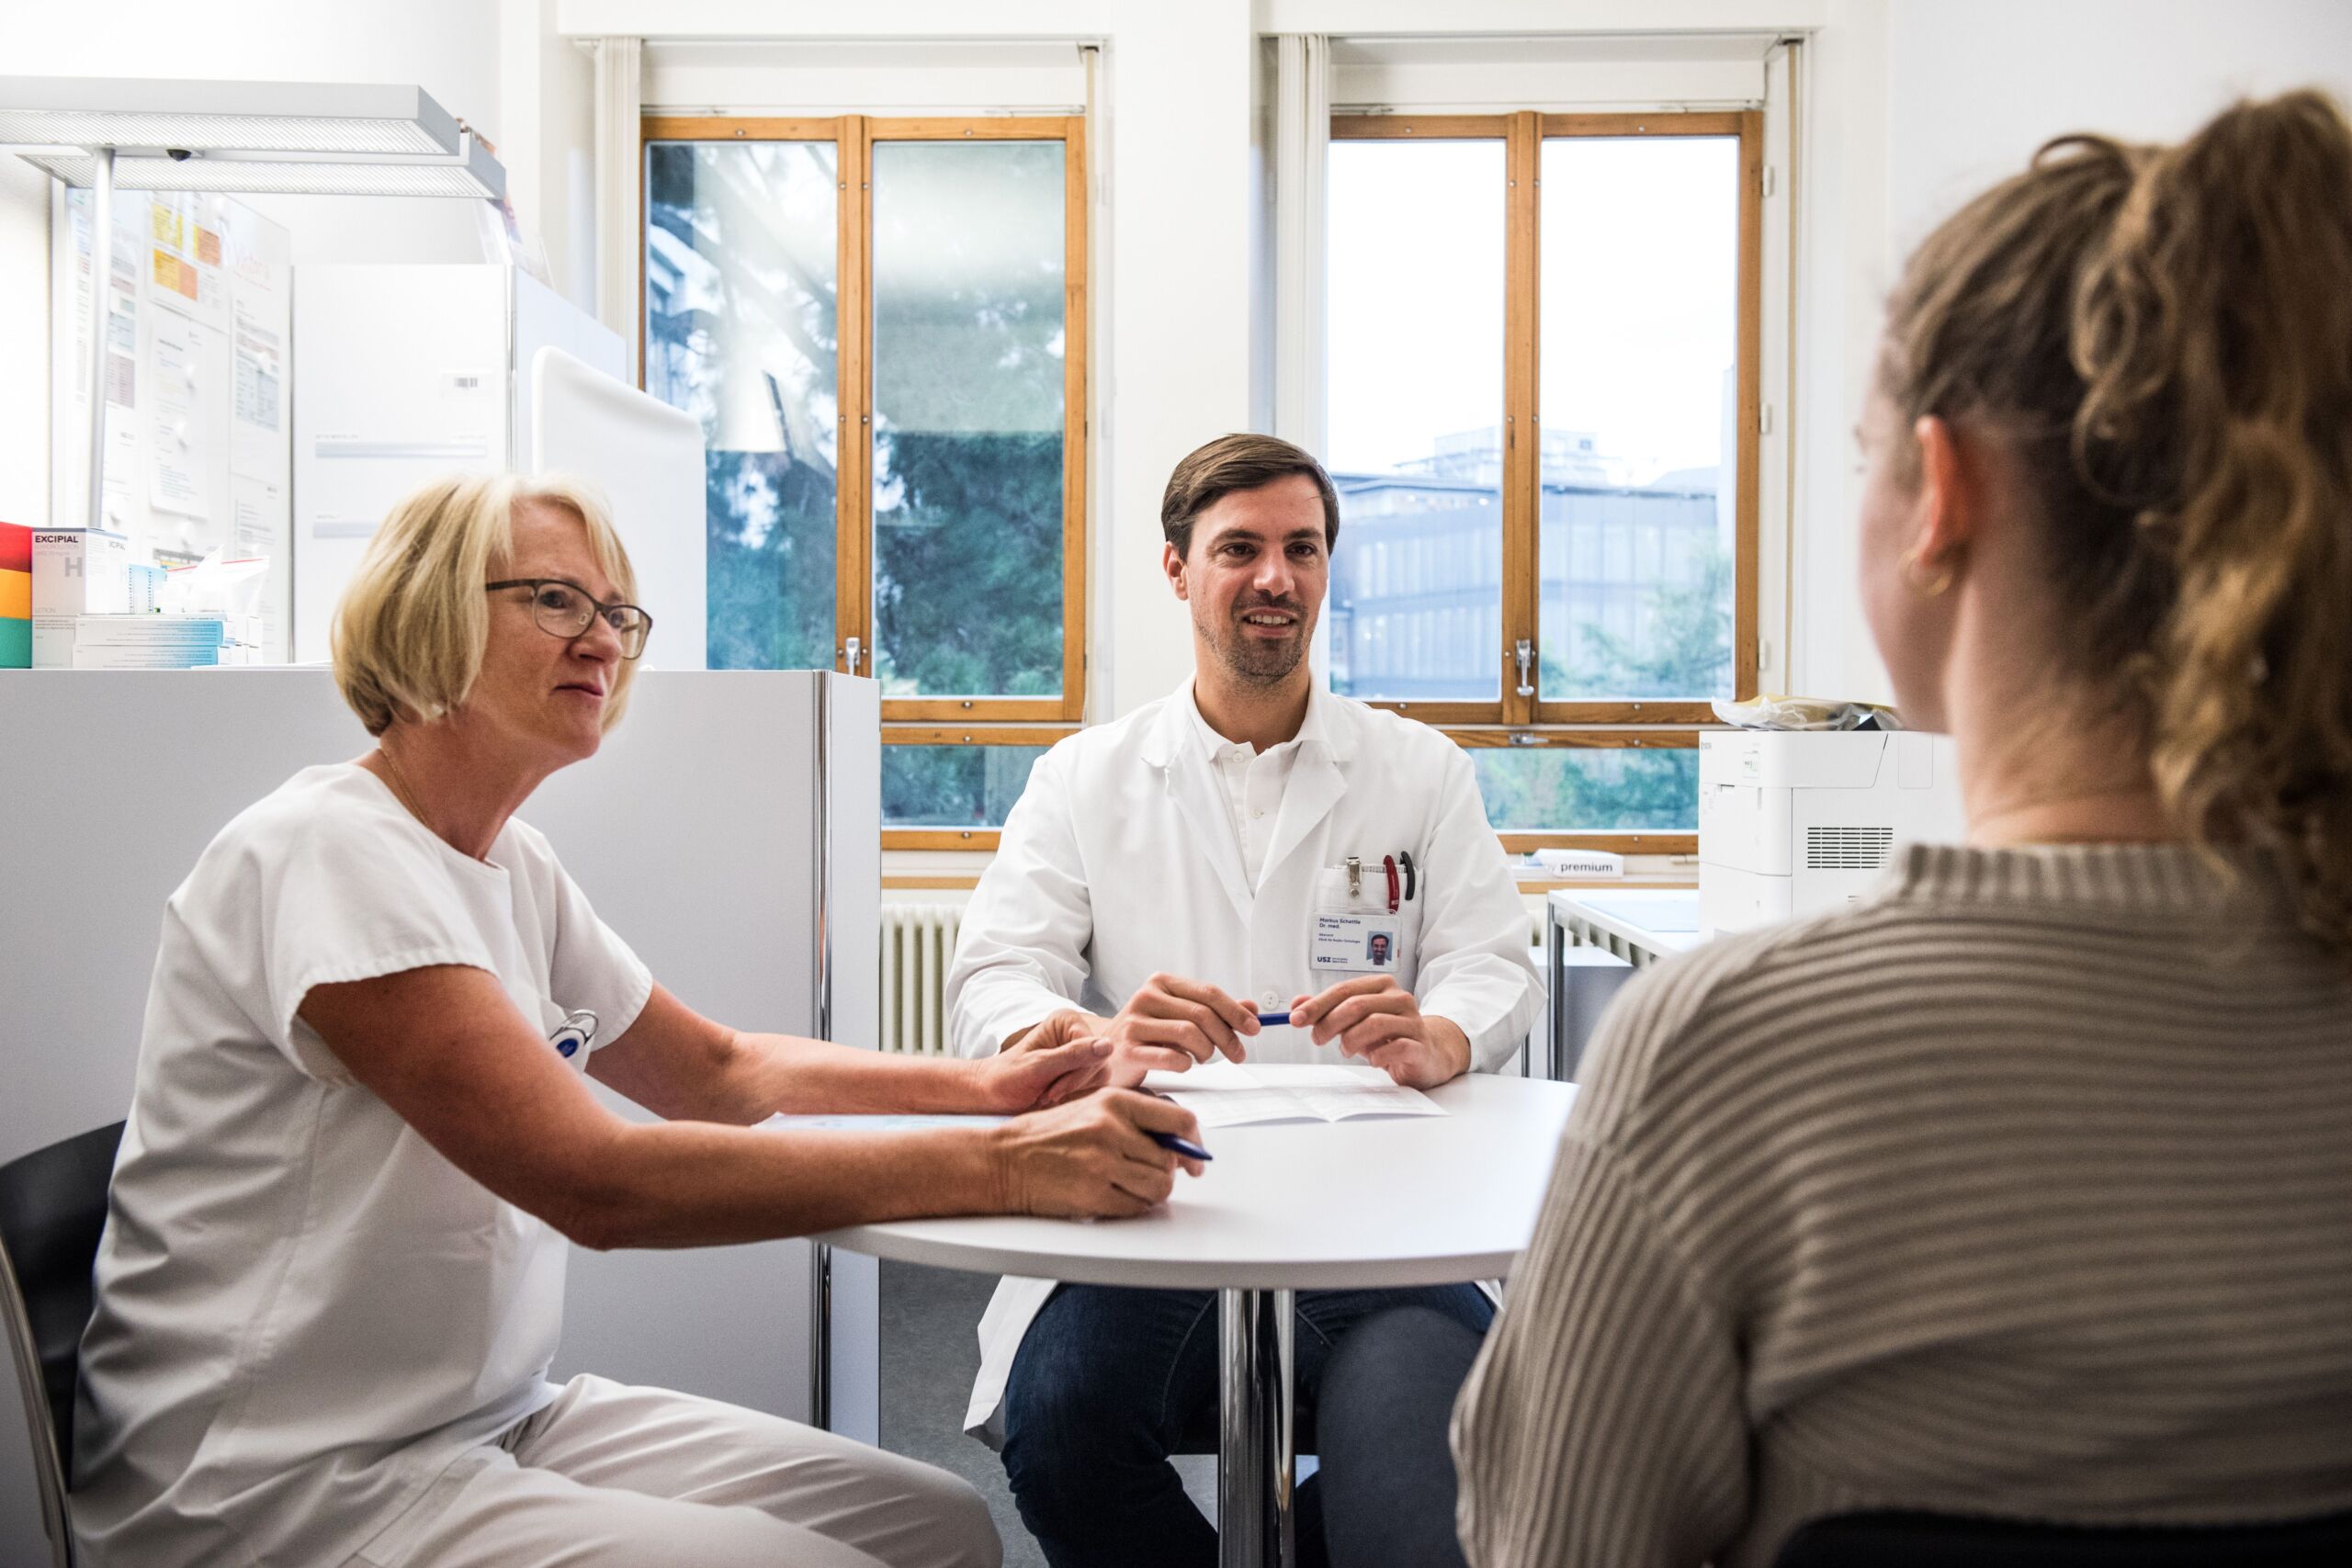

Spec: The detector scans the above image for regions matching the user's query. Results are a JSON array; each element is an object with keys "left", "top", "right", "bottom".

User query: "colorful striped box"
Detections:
[{"left": 0, "top": 521, "right": 28, "bottom": 668}]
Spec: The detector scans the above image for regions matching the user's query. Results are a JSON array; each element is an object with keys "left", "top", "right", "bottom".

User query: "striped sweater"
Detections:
[{"left": 1453, "top": 843, "right": 2352, "bottom": 1567}]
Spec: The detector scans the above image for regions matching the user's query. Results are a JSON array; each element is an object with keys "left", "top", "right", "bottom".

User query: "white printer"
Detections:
[{"left": 1698, "top": 729, "right": 1965, "bottom": 937}]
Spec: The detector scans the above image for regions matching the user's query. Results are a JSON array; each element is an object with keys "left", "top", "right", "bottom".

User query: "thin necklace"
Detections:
[
  {"left": 376, "top": 746, "right": 496, "bottom": 863},
  {"left": 376, "top": 746, "right": 428, "bottom": 826}
]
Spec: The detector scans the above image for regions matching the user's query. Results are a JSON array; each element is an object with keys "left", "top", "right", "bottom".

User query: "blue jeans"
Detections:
[
  {"left": 1000, "top": 1282, "right": 1495, "bottom": 1568},
  {"left": 1317, "top": 1307, "right": 1486, "bottom": 1568}
]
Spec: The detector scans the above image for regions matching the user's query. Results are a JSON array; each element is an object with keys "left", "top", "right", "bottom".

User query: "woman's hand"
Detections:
[
  {"left": 976, "top": 1010, "right": 1117, "bottom": 1113},
  {"left": 988, "top": 1089, "right": 1206, "bottom": 1218}
]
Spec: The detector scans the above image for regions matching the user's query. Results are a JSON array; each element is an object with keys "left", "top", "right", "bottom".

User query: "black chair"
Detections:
[
  {"left": 0, "top": 1121, "right": 126, "bottom": 1568},
  {"left": 1774, "top": 1507, "right": 2352, "bottom": 1567}
]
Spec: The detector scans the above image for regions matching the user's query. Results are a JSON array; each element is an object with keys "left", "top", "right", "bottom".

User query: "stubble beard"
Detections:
[{"left": 1210, "top": 616, "right": 1309, "bottom": 686}]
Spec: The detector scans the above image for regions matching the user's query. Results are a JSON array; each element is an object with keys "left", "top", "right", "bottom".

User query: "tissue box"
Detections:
[{"left": 31, "top": 527, "right": 132, "bottom": 665}]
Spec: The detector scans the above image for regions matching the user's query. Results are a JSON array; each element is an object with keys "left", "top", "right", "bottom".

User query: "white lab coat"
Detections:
[{"left": 946, "top": 680, "right": 1544, "bottom": 1438}]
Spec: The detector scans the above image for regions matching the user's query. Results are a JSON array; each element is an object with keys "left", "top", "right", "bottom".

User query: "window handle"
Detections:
[
  {"left": 841, "top": 636, "right": 863, "bottom": 674},
  {"left": 1513, "top": 638, "right": 1536, "bottom": 698}
]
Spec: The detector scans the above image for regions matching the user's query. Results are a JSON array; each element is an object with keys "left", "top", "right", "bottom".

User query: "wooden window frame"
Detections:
[
  {"left": 879, "top": 725, "right": 1075, "bottom": 851},
  {"left": 1329, "top": 109, "right": 1759, "bottom": 744},
  {"left": 641, "top": 115, "right": 1091, "bottom": 724},
  {"left": 884, "top": 728, "right": 1697, "bottom": 857},
  {"left": 1442, "top": 728, "right": 1700, "bottom": 856}
]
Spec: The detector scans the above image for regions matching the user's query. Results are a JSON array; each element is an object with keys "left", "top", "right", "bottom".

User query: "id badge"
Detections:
[
  {"left": 1312, "top": 910, "right": 1405, "bottom": 975},
  {"left": 540, "top": 1004, "right": 598, "bottom": 1072}
]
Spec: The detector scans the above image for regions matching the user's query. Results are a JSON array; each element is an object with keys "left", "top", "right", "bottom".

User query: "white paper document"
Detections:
[{"left": 1144, "top": 1061, "right": 1445, "bottom": 1129}]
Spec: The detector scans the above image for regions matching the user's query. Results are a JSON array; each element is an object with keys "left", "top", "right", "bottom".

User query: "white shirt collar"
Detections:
[{"left": 1183, "top": 679, "right": 1326, "bottom": 760}]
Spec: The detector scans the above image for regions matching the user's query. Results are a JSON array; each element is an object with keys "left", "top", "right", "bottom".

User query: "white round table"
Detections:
[{"left": 815, "top": 1073, "right": 1576, "bottom": 1568}]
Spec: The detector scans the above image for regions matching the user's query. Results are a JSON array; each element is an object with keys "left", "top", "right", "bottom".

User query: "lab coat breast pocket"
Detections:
[{"left": 1310, "top": 862, "right": 1422, "bottom": 987}]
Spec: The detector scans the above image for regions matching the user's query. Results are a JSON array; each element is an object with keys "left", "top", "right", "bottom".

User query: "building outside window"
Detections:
[{"left": 1326, "top": 110, "right": 1761, "bottom": 851}]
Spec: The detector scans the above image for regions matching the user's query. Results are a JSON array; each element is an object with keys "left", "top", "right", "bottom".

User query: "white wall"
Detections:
[
  {"left": 1887, "top": 0, "right": 2352, "bottom": 248},
  {"left": 501, "top": 0, "right": 599, "bottom": 311},
  {"left": 1790, "top": 0, "right": 2352, "bottom": 706},
  {"left": 1786, "top": 0, "right": 1893, "bottom": 704},
  {"left": 1102, "top": 1, "right": 1261, "bottom": 714}
]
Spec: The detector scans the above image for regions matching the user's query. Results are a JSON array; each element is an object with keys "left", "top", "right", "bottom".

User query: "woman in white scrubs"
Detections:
[{"left": 71, "top": 473, "right": 1204, "bottom": 1568}]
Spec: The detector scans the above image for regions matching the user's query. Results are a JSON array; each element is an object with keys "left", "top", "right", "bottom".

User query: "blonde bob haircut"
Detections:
[{"left": 333, "top": 473, "right": 641, "bottom": 738}]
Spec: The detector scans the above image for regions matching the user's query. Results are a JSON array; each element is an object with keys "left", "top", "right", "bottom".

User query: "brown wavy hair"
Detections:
[
  {"left": 1881, "top": 90, "right": 2352, "bottom": 964},
  {"left": 1161, "top": 434, "right": 1340, "bottom": 560}
]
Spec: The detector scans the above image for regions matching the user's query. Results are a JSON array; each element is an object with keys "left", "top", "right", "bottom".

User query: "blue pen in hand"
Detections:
[
  {"left": 1256, "top": 1011, "right": 1292, "bottom": 1027},
  {"left": 1151, "top": 1130, "right": 1214, "bottom": 1162},
  {"left": 1137, "top": 1088, "right": 1214, "bottom": 1162}
]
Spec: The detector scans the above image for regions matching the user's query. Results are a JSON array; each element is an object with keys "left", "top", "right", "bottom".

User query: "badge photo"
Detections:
[{"left": 1313, "top": 910, "right": 1405, "bottom": 975}]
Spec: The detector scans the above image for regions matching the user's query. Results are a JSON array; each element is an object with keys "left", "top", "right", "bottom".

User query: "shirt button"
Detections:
[
  {"left": 1251, "top": 808, "right": 1264, "bottom": 819},
  {"left": 1261, "top": 990, "right": 1281, "bottom": 1008}
]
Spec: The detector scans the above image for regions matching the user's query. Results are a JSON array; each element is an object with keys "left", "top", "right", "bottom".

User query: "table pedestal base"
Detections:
[{"left": 1217, "top": 1286, "right": 1295, "bottom": 1568}]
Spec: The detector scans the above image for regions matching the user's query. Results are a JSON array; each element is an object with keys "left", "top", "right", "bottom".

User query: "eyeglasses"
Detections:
[{"left": 484, "top": 579, "right": 653, "bottom": 660}]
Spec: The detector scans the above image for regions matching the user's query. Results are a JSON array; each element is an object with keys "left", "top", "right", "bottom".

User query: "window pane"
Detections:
[
  {"left": 1327, "top": 140, "right": 1506, "bottom": 704},
  {"left": 1537, "top": 137, "right": 1738, "bottom": 701},
  {"left": 646, "top": 141, "right": 840, "bottom": 671},
  {"left": 882, "top": 744, "right": 1049, "bottom": 829},
  {"left": 1470, "top": 747, "right": 1698, "bottom": 832},
  {"left": 870, "top": 141, "right": 1067, "bottom": 699}
]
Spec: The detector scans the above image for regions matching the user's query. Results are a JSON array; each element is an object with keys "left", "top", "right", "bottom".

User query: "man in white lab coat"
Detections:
[{"left": 946, "top": 434, "right": 1544, "bottom": 1568}]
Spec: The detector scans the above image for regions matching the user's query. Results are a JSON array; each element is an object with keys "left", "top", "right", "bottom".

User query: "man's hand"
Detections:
[
  {"left": 978, "top": 1010, "right": 1116, "bottom": 1113},
  {"left": 1289, "top": 976, "right": 1471, "bottom": 1089},
  {"left": 988, "top": 1089, "right": 1207, "bottom": 1218},
  {"left": 1102, "top": 973, "right": 1260, "bottom": 1087}
]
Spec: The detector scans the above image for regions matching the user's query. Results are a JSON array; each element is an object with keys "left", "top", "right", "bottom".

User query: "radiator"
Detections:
[
  {"left": 1549, "top": 908, "right": 1669, "bottom": 967},
  {"left": 878, "top": 903, "right": 963, "bottom": 1055}
]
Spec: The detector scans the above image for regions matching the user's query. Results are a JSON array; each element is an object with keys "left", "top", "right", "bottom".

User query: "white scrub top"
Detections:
[
  {"left": 73, "top": 763, "right": 651, "bottom": 1568},
  {"left": 946, "top": 681, "right": 1544, "bottom": 1438}
]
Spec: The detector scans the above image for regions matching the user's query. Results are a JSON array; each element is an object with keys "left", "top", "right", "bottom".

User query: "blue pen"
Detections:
[
  {"left": 1255, "top": 1011, "right": 1293, "bottom": 1027},
  {"left": 1151, "top": 1130, "right": 1215, "bottom": 1162},
  {"left": 1136, "top": 1087, "right": 1214, "bottom": 1161}
]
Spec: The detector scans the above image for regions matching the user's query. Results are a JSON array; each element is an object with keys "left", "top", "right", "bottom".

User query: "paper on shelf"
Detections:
[{"left": 1143, "top": 1061, "right": 1444, "bottom": 1129}]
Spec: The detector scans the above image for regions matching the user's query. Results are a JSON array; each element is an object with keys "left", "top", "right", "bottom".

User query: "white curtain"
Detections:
[
  {"left": 592, "top": 37, "right": 643, "bottom": 382},
  {"left": 1271, "top": 34, "right": 1329, "bottom": 457}
]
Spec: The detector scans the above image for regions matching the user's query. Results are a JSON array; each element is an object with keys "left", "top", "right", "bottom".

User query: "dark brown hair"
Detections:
[
  {"left": 1160, "top": 434, "right": 1340, "bottom": 559},
  {"left": 1883, "top": 89, "right": 2352, "bottom": 963}
]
